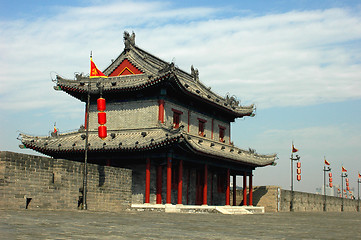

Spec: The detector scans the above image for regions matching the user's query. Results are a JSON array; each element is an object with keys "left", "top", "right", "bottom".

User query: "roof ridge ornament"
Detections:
[
  {"left": 225, "top": 94, "right": 240, "bottom": 107},
  {"left": 158, "top": 62, "right": 175, "bottom": 74},
  {"left": 191, "top": 65, "right": 199, "bottom": 81},
  {"left": 124, "top": 31, "right": 136, "bottom": 50}
]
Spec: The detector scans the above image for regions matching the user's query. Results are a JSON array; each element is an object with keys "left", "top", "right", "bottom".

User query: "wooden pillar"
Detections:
[
  {"left": 145, "top": 158, "right": 151, "bottom": 204},
  {"left": 233, "top": 174, "right": 237, "bottom": 206},
  {"left": 156, "top": 165, "right": 162, "bottom": 204},
  {"left": 243, "top": 172, "right": 247, "bottom": 206},
  {"left": 226, "top": 169, "right": 230, "bottom": 206},
  {"left": 166, "top": 156, "right": 172, "bottom": 204},
  {"left": 203, "top": 164, "right": 208, "bottom": 205},
  {"left": 177, "top": 160, "right": 183, "bottom": 204},
  {"left": 158, "top": 99, "right": 165, "bottom": 123},
  {"left": 249, "top": 173, "right": 253, "bottom": 206},
  {"left": 186, "top": 169, "right": 190, "bottom": 205}
]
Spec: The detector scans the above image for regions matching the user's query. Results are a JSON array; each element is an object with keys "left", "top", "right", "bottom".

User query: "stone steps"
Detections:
[{"left": 131, "top": 204, "right": 265, "bottom": 215}]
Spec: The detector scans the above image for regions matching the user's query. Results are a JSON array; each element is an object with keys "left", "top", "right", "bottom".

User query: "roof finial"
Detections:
[
  {"left": 124, "top": 31, "right": 136, "bottom": 50},
  {"left": 191, "top": 65, "right": 199, "bottom": 81}
]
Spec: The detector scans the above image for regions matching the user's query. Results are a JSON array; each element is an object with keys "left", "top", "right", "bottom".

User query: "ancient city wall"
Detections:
[
  {"left": 279, "top": 189, "right": 358, "bottom": 212},
  {"left": 0, "top": 151, "right": 132, "bottom": 211},
  {"left": 233, "top": 186, "right": 359, "bottom": 212}
]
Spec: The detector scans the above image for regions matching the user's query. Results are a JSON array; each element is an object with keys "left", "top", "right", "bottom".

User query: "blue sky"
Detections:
[{"left": 1, "top": 0, "right": 361, "bottom": 194}]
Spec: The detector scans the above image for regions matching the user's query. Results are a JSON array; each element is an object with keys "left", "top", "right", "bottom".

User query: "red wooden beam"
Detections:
[
  {"left": 158, "top": 99, "right": 165, "bottom": 123},
  {"left": 156, "top": 165, "right": 162, "bottom": 204},
  {"left": 226, "top": 169, "right": 230, "bottom": 206},
  {"left": 166, "top": 157, "right": 172, "bottom": 204},
  {"left": 203, "top": 164, "right": 208, "bottom": 205},
  {"left": 145, "top": 158, "right": 151, "bottom": 204},
  {"left": 233, "top": 174, "right": 237, "bottom": 206},
  {"left": 243, "top": 172, "right": 247, "bottom": 206},
  {"left": 177, "top": 160, "right": 183, "bottom": 204},
  {"left": 249, "top": 173, "right": 253, "bottom": 206}
]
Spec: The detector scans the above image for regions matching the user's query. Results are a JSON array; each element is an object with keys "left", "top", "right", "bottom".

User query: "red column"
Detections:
[
  {"left": 158, "top": 99, "right": 165, "bottom": 123},
  {"left": 233, "top": 174, "right": 237, "bottom": 206},
  {"left": 166, "top": 157, "right": 172, "bottom": 204},
  {"left": 243, "top": 172, "right": 247, "bottom": 206},
  {"left": 156, "top": 165, "right": 162, "bottom": 204},
  {"left": 249, "top": 173, "right": 253, "bottom": 206},
  {"left": 145, "top": 158, "right": 151, "bottom": 204},
  {"left": 177, "top": 160, "right": 183, "bottom": 204},
  {"left": 203, "top": 164, "right": 208, "bottom": 205},
  {"left": 226, "top": 169, "right": 230, "bottom": 206}
]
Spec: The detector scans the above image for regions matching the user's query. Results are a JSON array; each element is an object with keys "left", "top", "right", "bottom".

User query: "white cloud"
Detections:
[{"left": 1, "top": 3, "right": 361, "bottom": 112}]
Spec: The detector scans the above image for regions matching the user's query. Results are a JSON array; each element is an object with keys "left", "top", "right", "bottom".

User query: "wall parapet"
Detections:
[
  {"left": 0, "top": 151, "right": 132, "bottom": 211},
  {"left": 232, "top": 186, "right": 359, "bottom": 212}
]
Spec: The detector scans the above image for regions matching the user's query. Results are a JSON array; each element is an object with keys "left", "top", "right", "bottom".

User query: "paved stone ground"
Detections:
[{"left": 0, "top": 210, "right": 360, "bottom": 239}]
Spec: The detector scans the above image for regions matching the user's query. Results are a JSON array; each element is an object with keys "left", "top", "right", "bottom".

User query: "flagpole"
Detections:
[
  {"left": 82, "top": 78, "right": 91, "bottom": 210},
  {"left": 357, "top": 173, "right": 361, "bottom": 212},
  {"left": 323, "top": 156, "right": 331, "bottom": 212},
  {"left": 341, "top": 167, "right": 347, "bottom": 212},
  {"left": 290, "top": 142, "right": 300, "bottom": 212}
]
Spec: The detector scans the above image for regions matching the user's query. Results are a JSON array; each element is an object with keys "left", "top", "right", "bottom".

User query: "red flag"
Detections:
[
  {"left": 324, "top": 159, "right": 330, "bottom": 165},
  {"left": 358, "top": 173, "right": 361, "bottom": 178},
  {"left": 53, "top": 126, "right": 57, "bottom": 133},
  {"left": 292, "top": 144, "right": 298, "bottom": 153},
  {"left": 90, "top": 58, "right": 107, "bottom": 78},
  {"left": 342, "top": 166, "right": 347, "bottom": 172}
]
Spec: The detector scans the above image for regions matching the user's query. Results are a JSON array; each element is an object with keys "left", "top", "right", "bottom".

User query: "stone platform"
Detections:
[{"left": 131, "top": 204, "right": 264, "bottom": 214}]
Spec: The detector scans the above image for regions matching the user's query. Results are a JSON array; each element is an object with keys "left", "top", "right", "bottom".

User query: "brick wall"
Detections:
[
  {"left": 164, "top": 100, "right": 230, "bottom": 143},
  {"left": 0, "top": 151, "right": 132, "bottom": 211},
  {"left": 231, "top": 186, "right": 359, "bottom": 212},
  {"left": 280, "top": 189, "right": 358, "bottom": 212},
  {"left": 88, "top": 99, "right": 158, "bottom": 131}
]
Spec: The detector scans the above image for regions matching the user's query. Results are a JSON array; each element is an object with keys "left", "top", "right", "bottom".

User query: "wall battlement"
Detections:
[
  {"left": 231, "top": 186, "right": 359, "bottom": 212},
  {"left": 0, "top": 151, "right": 132, "bottom": 211}
]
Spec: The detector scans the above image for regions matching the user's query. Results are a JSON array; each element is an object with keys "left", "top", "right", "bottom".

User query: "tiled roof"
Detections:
[
  {"left": 19, "top": 127, "right": 276, "bottom": 167},
  {"left": 55, "top": 32, "right": 254, "bottom": 118}
]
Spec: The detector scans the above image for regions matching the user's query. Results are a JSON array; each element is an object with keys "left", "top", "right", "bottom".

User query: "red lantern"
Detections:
[
  {"left": 346, "top": 182, "right": 349, "bottom": 187},
  {"left": 329, "top": 183, "right": 333, "bottom": 188},
  {"left": 329, "top": 177, "right": 332, "bottom": 183},
  {"left": 297, "top": 175, "right": 301, "bottom": 181},
  {"left": 98, "top": 125, "right": 107, "bottom": 139},
  {"left": 297, "top": 162, "right": 301, "bottom": 168},
  {"left": 97, "top": 98, "right": 106, "bottom": 111},
  {"left": 345, "top": 178, "right": 349, "bottom": 182},
  {"left": 297, "top": 168, "right": 301, "bottom": 174},
  {"left": 98, "top": 112, "right": 107, "bottom": 125},
  {"left": 346, "top": 186, "right": 350, "bottom": 191},
  {"left": 329, "top": 173, "right": 332, "bottom": 178}
]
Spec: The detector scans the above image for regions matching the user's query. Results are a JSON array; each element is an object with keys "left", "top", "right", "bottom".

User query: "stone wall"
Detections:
[
  {"left": 230, "top": 186, "right": 279, "bottom": 212},
  {"left": 279, "top": 189, "right": 359, "bottom": 212},
  {"left": 0, "top": 151, "right": 132, "bottom": 211},
  {"left": 88, "top": 99, "right": 158, "bottom": 131},
  {"left": 232, "top": 186, "right": 360, "bottom": 212}
]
